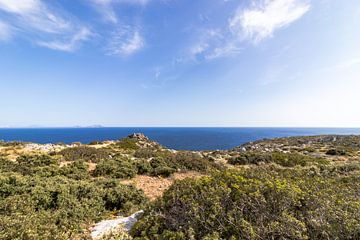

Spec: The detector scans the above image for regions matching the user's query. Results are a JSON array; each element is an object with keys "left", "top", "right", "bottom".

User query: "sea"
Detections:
[{"left": 0, "top": 127, "right": 359, "bottom": 151}]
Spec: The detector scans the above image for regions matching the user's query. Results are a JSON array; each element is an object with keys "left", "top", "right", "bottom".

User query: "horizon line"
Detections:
[{"left": 0, "top": 126, "right": 360, "bottom": 129}]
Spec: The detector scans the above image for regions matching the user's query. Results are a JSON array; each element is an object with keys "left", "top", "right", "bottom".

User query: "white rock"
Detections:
[{"left": 90, "top": 210, "right": 143, "bottom": 240}]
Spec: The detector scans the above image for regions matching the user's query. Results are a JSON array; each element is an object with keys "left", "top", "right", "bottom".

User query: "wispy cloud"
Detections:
[
  {"left": 0, "top": 0, "right": 40, "bottom": 14},
  {"left": 230, "top": 0, "right": 310, "bottom": 43},
  {"left": 91, "top": 0, "right": 150, "bottom": 23},
  {"left": 0, "top": 0, "right": 90, "bottom": 51},
  {"left": 205, "top": 42, "right": 242, "bottom": 60},
  {"left": 107, "top": 26, "right": 145, "bottom": 56},
  {"left": 0, "top": 20, "right": 11, "bottom": 41},
  {"left": 188, "top": 0, "right": 310, "bottom": 61},
  {"left": 90, "top": 0, "right": 148, "bottom": 56},
  {"left": 37, "top": 27, "right": 92, "bottom": 52},
  {"left": 91, "top": 0, "right": 118, "bottom": 23},
  {"left": 187, "top": 29, "right": 240, "bottom": 61}
]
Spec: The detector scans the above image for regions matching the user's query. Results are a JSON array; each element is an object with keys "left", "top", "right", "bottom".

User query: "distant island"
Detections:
[
  {"left": 73, "top": 125, "right": 105, "bottom": 128},
  {"left": 0, "top": 134, "right": 359, "bottom": 239}
]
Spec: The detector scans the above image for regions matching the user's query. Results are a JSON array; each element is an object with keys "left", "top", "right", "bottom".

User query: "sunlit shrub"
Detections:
[
  {"left": 114, "top": 138, "right": 140, "bottom": 150},
  {"left": 132, "top": 167, "right": 360, "bottom": 239}
]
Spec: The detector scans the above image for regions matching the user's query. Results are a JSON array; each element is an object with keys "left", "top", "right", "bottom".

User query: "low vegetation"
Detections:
[
  {"left": 59, "top": 146, "right": 110, "bottom": 163},
  {"left": 0, "top": 155, "right": 147, "bottom": 239},
  {"left": 132, "top": 166, "right": 360, "bottom": 239},
  {"left": 93, "top": 156, "right": 138, "bottom": 179},
  {"left": 0, "top": 134, "right": 359, "bottom": 239},
  {"left": 228, "top": 152, "right": 329, "bottom": 167}
]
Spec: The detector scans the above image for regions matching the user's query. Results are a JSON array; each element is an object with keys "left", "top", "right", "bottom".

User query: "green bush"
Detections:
[
  {"left": 165, "top": 151, "right": 218, "bottom": 172},
  {"left": 101, "top": 180, "right": 147, "bottom": 213},
  {"left": 93, "top": 157, "right": 137, "bottom": 179},
  {"left": 0, "top": 157, "right": 16, "bottom": 173},
  {"left": 59, "top": 146, "right": 110, "bottom": 163},
  {"left": 151, "top": 166, "right": 176, "bottom": 177},
  {"left": 114, "top": 138, "right": 140, "bottom": 150},
  {"left": 229, "top": 152, "right": 328, "bottom": 167},
  {"left": 10, "top": 155, "right": 60, "bottom": 176},
  {"left": 228, "top": 152, "right": 272, "bottom": 165},
  {"left": 134, "top": 148, "right": 157, "bottom": 158},
  {"left": 135, "top": 159, "right": 152, "bottom": 175},
  {"left": 16, "top": 154, "right": 58, "bottom": 167},
  {"left": 0, "top": 174, "right": 147, "bottom": 239},
  {"left": 60, "top": 160, "right": 90, "bottom": 180},
  {"left": 132, "top": 167, "right": 360, "bottom": 239}
]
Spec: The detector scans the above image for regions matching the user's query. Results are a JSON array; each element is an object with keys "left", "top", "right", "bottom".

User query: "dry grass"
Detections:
[{"left": 120, "top": 171, "right": 204, "bottom": 200}]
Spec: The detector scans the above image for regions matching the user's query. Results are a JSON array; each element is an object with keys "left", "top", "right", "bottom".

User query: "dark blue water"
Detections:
[{"left": 0, "top": 128, "right": 359, "bottom": 150}]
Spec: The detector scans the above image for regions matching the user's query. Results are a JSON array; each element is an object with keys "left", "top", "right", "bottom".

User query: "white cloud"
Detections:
[
  {"left": 0, "top": 0, "right": 40, "bottom": 14},
  {"left": 230, "top": 0, "right": 310, "bottom": 43},
  {"left": 107, "top": 26, "right": 144, "bottom": 56},
  {"left": 91, "top": 0, "right": 118, "bottom": 23},
  {"left": 205, "top": 42, "right": 242, "bottom": 60},
  {"left": 0, "top": 0, "right": 71, "bottom": 33},
  {"left": 187, "top": 0, "right": 309, "bottom": 61},
  {"left": 91, "top": 0, "right": 150, "bottom": 23},
  {"left": 0, "top": 0, "right": 90, "bottom": 51},
  {"left": 0, "top": 20, "right": 11, "bottom": 41},
  {"left": 37, "top": 27, "right": 92, "bottom": 52}
]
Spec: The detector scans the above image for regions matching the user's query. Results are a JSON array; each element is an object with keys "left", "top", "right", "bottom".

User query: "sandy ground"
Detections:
[{"left": 120, "top": 171, "right": 204, "bottom": 200}]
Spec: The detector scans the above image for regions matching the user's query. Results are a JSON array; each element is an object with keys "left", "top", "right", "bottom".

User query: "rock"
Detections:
[
  {"left": 90, "top": 210, "right": 143, "bottom": 239},
  {"left": 127, "top": 133, "right": 149, "bottom": 141}
]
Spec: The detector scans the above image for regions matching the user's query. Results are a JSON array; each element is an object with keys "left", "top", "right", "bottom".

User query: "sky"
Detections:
[{"left": 0, "top": 0, "right": 359, "bottom": 127}]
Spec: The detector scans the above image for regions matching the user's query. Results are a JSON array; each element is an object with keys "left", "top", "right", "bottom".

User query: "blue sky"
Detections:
[{"left": 0, "top": 0, "right": 359, "bottom": 127}]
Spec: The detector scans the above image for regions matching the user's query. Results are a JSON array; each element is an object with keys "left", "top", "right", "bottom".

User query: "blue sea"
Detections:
[{"left": 0, "top": 128, "right": 359, "bottom": 151}]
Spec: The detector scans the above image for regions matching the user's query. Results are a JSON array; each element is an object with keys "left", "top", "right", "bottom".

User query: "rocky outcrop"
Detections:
[{"left": 127, "top": 133, "right": 149, "bottom": 141}]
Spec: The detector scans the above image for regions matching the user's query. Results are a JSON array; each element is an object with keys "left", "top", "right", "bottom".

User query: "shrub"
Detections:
[
  {"left": 135, "top": 159, "right": 152, "bottom": 175},
  {"left": 16, "top": 154, "right": 57, "bottom": 167},
  {"left": 228, "top": 152, "right": 328, "bottom": 167},
  {"left": 100, "top": 227, "right": 133, "bottom": 240},
  {"left": 165, "top": 151, "right": 216, "bottom": 172},
  {"left": 59, "top": 146, "right": 110, "bottom": 163},
  {"left": 151, "top": 166, "right": 176, "bottom": 177},
  {"left": 11, "top": 155, "right": 60, "bottom": 176},
  {"left": 60, "top": 160, "right": 90, "bottom": 180},
  {"left": 0, "top": 175, "right": 147, "bottom": 239},
  {"left": 326, "top": 148, "right": 347, "bottom": 156},
  {"left": 131, "top": 168, "right": 360, "bottom": 239},
  {"left": 271, "top": 152, "right": 308, "bottom": 167},
  {"left": 93, "top": 157, "right": 137, "bottom": 179},
  {"left": 0, "top": 157, "right": 16, "bottom": 173},
  {"left": 101, "top": 180, "right": 147, "bottom": 213},
  {"left": 228, "top": 152, "right": 272, "bottom": 165},
  {"left": 149, "top": 157, "right": 169, "bottom": 169},
  {"left": 114, "top": 139, "right": 139, "bottom": 150},
  {"left": 134, "top": 148, "right": 157, "bottom": 158}
]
